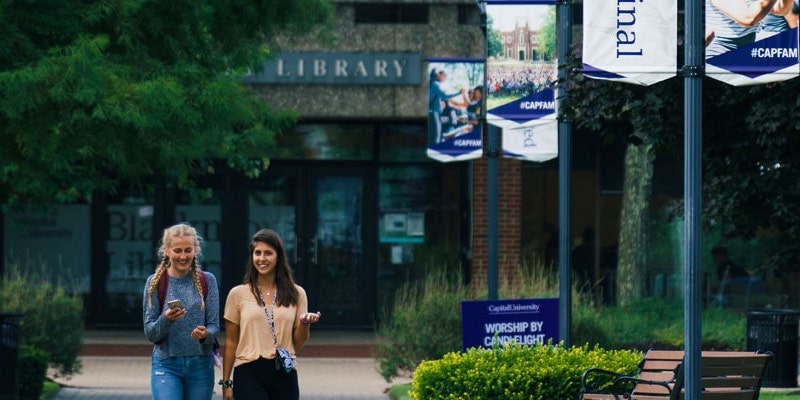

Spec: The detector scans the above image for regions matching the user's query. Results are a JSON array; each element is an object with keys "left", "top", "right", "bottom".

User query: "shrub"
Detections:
[
  {"left": 17, "top": 345, "right": 49, "bottom": 400},
  {"left": 572, "top": 298, "right": 747, "bottom": 351},
  {"left": 409, "top": 343, "right": 642, "bottom": 400},
  {"left": 376, "top": 259, "right": 748, "bottom": 385},
  {"left": 0, "top": 260, "right": 84, "bottom": 377},
  {"left": 375, "top": 266, "right": 469, "bottom": 381}
]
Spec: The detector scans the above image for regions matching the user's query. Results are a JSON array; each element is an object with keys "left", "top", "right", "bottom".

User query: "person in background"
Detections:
[
  {"left": 706, "top": 0, "right": 793, "bottom": 57},
  {"left": 428, "top": 67, "right": 467, "bottom": 144},
  {"left": 571, "top": 227, "right": 596, "bottom": 291},
  {"left": 220, "top": 229, "right": 322, "bottom": 400},
  {"left": 711, "top": 245, "right": 750, "bottom": 306},
  {"left": 143, "top": 223, "right": 220, "bottom": 400}
]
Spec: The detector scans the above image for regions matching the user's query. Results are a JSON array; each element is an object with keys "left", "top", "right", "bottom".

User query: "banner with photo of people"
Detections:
[
  {"left": 427, "top": 59, "right": 485, "bottom": 162},
  {"left": 486, "top": 0, "right": 558, "bottom": 162},
  {"left": 705, "top": 0, "right": 799, "bottom": 86},
  {"left": 582, "top": 0, "right": 677, "bottom": 86}
]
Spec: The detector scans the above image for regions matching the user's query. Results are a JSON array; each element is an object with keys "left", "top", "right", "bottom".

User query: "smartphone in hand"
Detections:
[{"left": 167, "top": 299, "right": 185, "bottom": 311}]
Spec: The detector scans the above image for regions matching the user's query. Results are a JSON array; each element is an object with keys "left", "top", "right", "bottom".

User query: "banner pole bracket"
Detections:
[{"left": 681, "top": 65, "right": 704, "bottom": 77}]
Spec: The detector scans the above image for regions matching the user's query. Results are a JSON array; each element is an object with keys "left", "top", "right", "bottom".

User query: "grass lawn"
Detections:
[
  {"left": 41, "top": 380, "right": 59, "bottom": 399},
  {"left": 760, "top": 389, "right": 800, "bottom": 399},
  {"left": 388, "top": 383, "right": 412, "bottom": 400}
]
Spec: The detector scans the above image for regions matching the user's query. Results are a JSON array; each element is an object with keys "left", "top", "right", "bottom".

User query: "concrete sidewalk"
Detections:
[
  {"left": 49, "top": 329, "right": 411, "bottom": 399},
  {"left": 51, "top": 356, "right": 408, "bottom": 400}
]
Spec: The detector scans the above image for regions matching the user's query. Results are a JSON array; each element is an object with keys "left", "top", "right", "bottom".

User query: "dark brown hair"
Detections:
[{"left": 243, "top": 229, "right": 299, "bottom": 307}]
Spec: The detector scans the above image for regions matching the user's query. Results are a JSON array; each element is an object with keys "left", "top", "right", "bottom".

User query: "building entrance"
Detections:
[{"left": 250, "top": 164, "right": 376, "bottom": 327}]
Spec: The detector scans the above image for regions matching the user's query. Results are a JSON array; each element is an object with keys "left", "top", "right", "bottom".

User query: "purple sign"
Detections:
[{"left": 461, "top": 298, "right": 559, "bottom": 350}]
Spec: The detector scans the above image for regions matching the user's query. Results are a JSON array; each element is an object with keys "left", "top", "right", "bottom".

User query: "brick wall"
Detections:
[{"left": 471, "top": 155, "right": 522, "bottom": 286}]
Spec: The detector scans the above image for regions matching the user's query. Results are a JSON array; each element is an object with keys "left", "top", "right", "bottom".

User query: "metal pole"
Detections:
[
  {"left": 488, "top": 124, "right": 499, "bottom": 300},
  {"left": 684, "top": 0, "right": 704, "bottom": 398},
  {"left": 476, "top": 0, "right": 498, "bottom": 300},
  {"left": 557, "top": 0, "right": 572, "bottom": 346}
]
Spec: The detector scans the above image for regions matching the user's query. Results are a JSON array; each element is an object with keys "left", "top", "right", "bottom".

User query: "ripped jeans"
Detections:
[{"left": 151, "top": 353, "right": 214, "bottom": 400}]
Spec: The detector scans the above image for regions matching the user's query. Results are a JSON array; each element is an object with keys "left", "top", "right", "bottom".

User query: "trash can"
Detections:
[
  {"left": 745, "top": 309, "right": 800, "bottom": 388},
  {"left": 0, "top": 313, "right": 23, "bottom": 400}
]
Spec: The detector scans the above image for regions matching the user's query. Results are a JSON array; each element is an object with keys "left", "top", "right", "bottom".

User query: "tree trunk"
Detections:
[{"left": 616, "top": 134, "right": 654, "bottom": 305}]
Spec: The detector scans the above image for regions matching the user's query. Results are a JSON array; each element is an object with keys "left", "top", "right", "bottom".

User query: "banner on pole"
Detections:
[
  {"left": 427, "top": 59, "right": 485, "bottom": 162},
  {"left": 503, "top": 118, "right": 558, "bottom": 162},
  {"left": 582, "top": 0, "right": 677, "bottom": 86},
  {"left": 705, "top": 2, "right": 799, "bottom": 86},
  {"left": 486, "top": 0, "right": 558, "bottom": 162}
]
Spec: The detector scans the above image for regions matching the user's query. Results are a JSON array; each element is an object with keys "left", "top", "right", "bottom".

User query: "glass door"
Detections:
[{"left": 250, "top": 164, "right": 374, "bottom": 327}]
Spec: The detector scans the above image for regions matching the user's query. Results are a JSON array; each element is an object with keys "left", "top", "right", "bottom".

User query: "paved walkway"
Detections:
[
  {"left": 51, "top": 356, "right": 407, "bottom": 400},
  {"left": 48, "top": 330, "right": 411, "bottom": 400}
]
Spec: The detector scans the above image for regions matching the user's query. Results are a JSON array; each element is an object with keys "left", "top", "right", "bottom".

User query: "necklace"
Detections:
[{"left": 259, "top": 285, "right": 276, "bottom": 296}]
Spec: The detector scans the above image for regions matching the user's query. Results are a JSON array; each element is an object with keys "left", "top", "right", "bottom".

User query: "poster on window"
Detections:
[
  {"left": 582, "top": 0, "right": 677, "bottom": 86},
  {"left": 427, "top": 59, "right": 485, "bottom": 162},
  {"left": 705, "top": 2, "right": 799, "bottom": 86},
  {"left": 486, "top": 0, "right": 558, "bottom": 162}
]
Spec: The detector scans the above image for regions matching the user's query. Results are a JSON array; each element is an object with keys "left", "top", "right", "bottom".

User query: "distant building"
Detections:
[{"left": 499, "top": 16, "right": 548, "bottom": 61}]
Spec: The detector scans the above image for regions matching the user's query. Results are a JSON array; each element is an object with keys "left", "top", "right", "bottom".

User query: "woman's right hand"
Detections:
[
  {"left": 222, "top": 386, "right": 233, "bottom": 400},
  {"left": 165, "top": 307, "right": 185, "bottom": 322}
]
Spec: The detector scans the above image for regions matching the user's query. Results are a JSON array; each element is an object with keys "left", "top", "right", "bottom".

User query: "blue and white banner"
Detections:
[
  {"left": 427, "top": 59, "right": 485, "bottom": 162},
  {"left": 486, "top": 0, "right": 558, "bottom": 162},
  {"left": 705, "top": 1, "right": 799, "bottom": 86},
  {"left": 503, "top": 117, "right": 558, "bottom": 162},
  {"left": 582, "top": 0, "right": 677, "bottom": 86}
]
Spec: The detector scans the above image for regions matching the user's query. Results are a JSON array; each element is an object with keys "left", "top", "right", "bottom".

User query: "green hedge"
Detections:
[
  {"left": 0, "top": 261, "right": 84, "bottom": 377},
  {"left": 410, "top": 343, "right": 642, "bottom": 400},
  {"left": 18, "top": 345, "right": 49, "bottom": 400}
]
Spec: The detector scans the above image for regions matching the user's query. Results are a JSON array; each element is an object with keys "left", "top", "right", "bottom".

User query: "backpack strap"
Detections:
[
  {"left": 156, "top": 271, "right": 169, "bottom": 310},
  {"left": 156, "top": 269, "right": 209, "bottom": 309}
]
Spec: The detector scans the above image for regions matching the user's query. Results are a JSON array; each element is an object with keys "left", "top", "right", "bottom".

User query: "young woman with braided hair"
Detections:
[{"left": 143, "top": 223, "right": 220, "bottom": 400}]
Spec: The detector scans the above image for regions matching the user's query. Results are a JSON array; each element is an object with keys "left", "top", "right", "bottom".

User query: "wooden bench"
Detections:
[
  {"left": 579, "top": 349, "right": 684, "bottom": 400},
  {"left": 578, "top": 351, "right": 772, "bottom": 400}
]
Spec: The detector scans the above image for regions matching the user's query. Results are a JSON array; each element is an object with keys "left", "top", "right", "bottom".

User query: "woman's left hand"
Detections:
[
  {"left": 191, "top": 325, "right": 208, "bottom": 341},
  {"left": 300, "top": 311, "right": 322, "bottom": 325}
]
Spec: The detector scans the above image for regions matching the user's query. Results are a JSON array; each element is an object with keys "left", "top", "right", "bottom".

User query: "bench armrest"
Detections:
[{"left": 580, "top": 368, "right": 631, "bottom": 394}]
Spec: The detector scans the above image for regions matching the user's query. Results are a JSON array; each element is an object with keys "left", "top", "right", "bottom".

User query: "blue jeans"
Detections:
[{"left": 151, "top": 353, "right": 214, "bottom": 400}]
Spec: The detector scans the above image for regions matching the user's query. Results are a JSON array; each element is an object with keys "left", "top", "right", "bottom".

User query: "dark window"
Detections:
[
  {"left": 457, "top": 4, "right": 481, "bottom": 25},
  {"left": 572, "top": 3, "right": 583, "bottom": 25},
  {"left": 354, "top": 4, "right": 429, "bottom": 24}
]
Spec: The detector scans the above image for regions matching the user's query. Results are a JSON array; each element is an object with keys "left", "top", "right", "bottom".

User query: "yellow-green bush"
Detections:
[{"left": 409, "top": 343, "right": 642, "bottom": 400}]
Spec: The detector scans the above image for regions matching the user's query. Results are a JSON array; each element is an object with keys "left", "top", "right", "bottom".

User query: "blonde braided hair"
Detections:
[
  {"left": 146, "top": 223, "right": 205, "bottom": 310},
  {"left": 146, "top": 257, "right": 170, "bottom": 310},
  {"left": 190, "top": 258, "right": 206, "bottom": 311}
]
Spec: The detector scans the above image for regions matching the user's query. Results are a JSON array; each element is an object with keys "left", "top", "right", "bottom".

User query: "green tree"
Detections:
[
  {"left": 486, "top": 15, "right": 504, "bottom": 58},
  {"left": 701, "top": 79, "right": 800, "bottom": 272},
  {"left": 537, "top": 7, "right": 556, "bottom": 61},
  {"left": 566, "top": 43, "right": 800, "bottom": 301},
  {"left": 0, "top": 0, "right": 333, "bottom": 212},
  {"left": 565, "top": 67, "right": 682, "bottom": 303}
]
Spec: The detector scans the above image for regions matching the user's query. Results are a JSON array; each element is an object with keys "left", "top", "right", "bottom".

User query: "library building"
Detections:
[{"left": 1, "top": 1, "right": 684, "bottom": 328}]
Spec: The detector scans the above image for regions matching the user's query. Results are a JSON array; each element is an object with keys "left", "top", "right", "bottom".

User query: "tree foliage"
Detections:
[
  {"left": 0, "top": 0, "right": 333, "bottom": 211},
  {"left": 702, "top": 79, "right": 800, "bottom": 270},
  {"left": 565, "top": 46, "right": 800, "bottom": 275}
]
